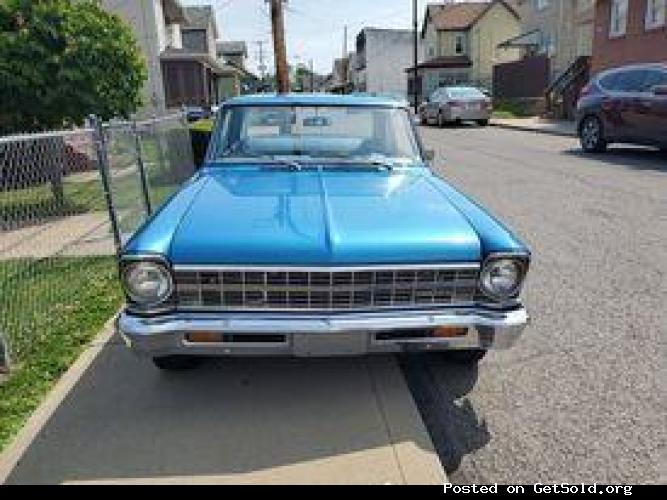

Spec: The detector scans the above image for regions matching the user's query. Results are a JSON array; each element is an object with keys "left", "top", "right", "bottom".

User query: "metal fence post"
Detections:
[
  {"left": 90, "top": 115, "right": 122, "bottom": 255},
  {"left": 152, "top": 114, "right": 168, "bottom": 175},
  {"left": 132, "top": 121, "right": 153, "bottom": 216},
  {"left": 0, "top": 330, "right": 10, "bottom": 374}
]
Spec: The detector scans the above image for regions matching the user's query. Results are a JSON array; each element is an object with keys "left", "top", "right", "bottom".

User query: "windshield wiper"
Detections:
[{"left": 262, "top": 156, "right": 306, "bottom": 171}]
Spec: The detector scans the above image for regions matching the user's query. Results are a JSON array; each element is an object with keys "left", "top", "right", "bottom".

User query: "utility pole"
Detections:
[
  {"left": 268, "top": 0, "right": 289, "bottom": 93},
  {"left": 413, "top": 0, "right": 419, "bottom": 114},
  {"left": 343, "top": 25, "right": 348, "bottom": 94},
  {"left": 255, "top": 40, "right": 267, "bottom": 90},
  {"left": 309, "top": 58, "right": 315, "bottom": 92}
]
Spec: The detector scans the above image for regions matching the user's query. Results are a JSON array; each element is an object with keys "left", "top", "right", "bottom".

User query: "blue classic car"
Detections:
[{"left": 117, "top": 94, "right": 530, "bottom": 370}]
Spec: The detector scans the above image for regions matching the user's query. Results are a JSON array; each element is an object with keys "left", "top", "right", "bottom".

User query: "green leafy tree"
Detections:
[{"left": 0, "top": 0, "right": 147, "bottom": 134}]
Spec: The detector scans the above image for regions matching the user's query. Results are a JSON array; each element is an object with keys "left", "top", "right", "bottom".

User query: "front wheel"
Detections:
[
  {"left": 477, "top": 119, "right": 489, "bottom": 127},
  {"left": 579, "top": 116, "right": 607, "bottom": 153},
  {"left": 153, "top": 355, "right": 202, "bottom": 371},
  {"left": 441, "top": 349, "right": 487, "bottom": 365},
  {"left": 438, "top": 112, "right": 447, "bottom": 128}
]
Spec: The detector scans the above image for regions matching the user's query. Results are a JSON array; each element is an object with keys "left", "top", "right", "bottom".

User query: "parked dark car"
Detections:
[{"left": 576, "top": 63, "right": 667, "bottom": 153}]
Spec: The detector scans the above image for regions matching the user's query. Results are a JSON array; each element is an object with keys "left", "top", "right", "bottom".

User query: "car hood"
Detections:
[{"left": 160, "top": 166, "right": 482, "bottom": 265}]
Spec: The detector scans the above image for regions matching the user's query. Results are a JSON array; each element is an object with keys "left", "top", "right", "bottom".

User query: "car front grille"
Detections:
[{"left": 173, "top": 265, "right": 480, "bottom": 311}]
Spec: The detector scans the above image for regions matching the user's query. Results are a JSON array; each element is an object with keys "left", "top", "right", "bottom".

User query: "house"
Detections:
[
  {"left": 215, "top": 41, "right": 260, "bottom": 99},
  {"left": 354, "top": 28, "right": 415, "bottom": 100},
  {"left": 410, "top": 1, "right": 522, "bottom": 103},
  {"left": 496, "top": 0, "right": 595, "bottom": 118},
  {"left": 329, "top": 57, "right": 352, "bottom": 94},
  {"left": 160, "top": 5, "right": 225, "bottom": 108},
  {"left": 506, "top": 0, "right": 596, "bottom": 80},
  {"left": 592, "top": 0, "right": 667, "bottom": 74},
  {"left": 217, "top": 41, "right": 248, "bottom": 69},
  {"left": 101, "top": 0, "right": 188, "bottom": 116}
]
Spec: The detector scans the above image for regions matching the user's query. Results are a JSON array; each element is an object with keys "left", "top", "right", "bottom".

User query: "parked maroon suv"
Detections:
[{"left": 576, "top": 63, "right": 667, "bottom": 153}]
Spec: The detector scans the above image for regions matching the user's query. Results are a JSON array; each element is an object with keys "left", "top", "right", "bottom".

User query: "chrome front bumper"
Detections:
[{"left": 117, "top": 306, "right": 529, "bottom": 358}]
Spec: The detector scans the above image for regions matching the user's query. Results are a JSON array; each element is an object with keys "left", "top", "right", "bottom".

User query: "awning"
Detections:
[
  {"left": 497, "top": 29, "right": 542, "bottom": 49},
  {"left": 405, "top": 56, "right": 472, "bottom": 73}
]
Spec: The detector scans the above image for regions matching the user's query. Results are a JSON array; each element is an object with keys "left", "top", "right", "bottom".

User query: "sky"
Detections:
[{"left": 183, "top": 0, "right": 432, "bottom": 75}]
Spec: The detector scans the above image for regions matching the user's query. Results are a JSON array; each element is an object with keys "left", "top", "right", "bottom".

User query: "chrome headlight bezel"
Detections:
[
  {"left": 478, "top": 253, "right": 530, "bottom": 303},
  {"left": 120, "top": 256, "right": 174, "bottom": 311}
]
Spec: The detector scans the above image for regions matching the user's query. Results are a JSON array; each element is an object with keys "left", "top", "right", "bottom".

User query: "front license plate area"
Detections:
[{"left": 292, "top": 332, "right": 369, "bottom": 357}]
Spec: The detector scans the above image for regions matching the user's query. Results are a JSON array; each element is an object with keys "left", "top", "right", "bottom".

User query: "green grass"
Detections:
[
  {"left": 0, "top": 172, "right": 176, "bottom": 231},
  {"left": 0, "top": 256, "right": 123, "bottom": 451},
  {"left": 492, "top": 99, "right": 535, "bottom": 119},
  {"left": 189, "top": 119, "right": 214, "bottom": 133}
]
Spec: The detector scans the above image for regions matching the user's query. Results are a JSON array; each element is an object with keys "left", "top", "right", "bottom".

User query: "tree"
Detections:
[{"left": 0, "top": 0, "right": 146, "bottom": 134}]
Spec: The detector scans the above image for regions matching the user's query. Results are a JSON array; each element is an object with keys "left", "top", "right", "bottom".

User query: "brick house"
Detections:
[{"left": 592, "top": 0, "right": 667, "bottom": 73}]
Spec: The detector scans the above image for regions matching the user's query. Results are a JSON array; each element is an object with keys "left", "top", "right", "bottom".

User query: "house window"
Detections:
[
  {"left": 536, "top": 0, "right": 549, "bottom": 10},
  {"left": 645, "top": 0, "right": 666, "bottom": 30},
  {"left": 610, "top": 0, "right": 629, "bottom": 37},
  {"left": 455, "top": 34, "right": 465, "bottom": 55},
  {"left": 182, "top": 29, "right": 208, "bottom": 53}
]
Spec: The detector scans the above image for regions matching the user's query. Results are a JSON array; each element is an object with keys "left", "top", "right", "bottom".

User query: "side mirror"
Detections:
[
  {"left": 424, "top": 149, "right": 435, "bottom": 162},
  {"left": 653, "top": 85, "right": 667, "bottom": 96}
]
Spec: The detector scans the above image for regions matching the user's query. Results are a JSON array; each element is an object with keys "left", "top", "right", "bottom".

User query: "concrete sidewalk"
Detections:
[
  {"left": 2, "top": 333, "right": 445, "bottom": 485},
  {"left": 491, "top": 117, "right": 576, "bottom": 138}
]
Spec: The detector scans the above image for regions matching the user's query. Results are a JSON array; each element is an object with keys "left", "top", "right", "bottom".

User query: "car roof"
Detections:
[
  {"left": 223, "top": 93, "right": 407, "bottom": 108},
  {"left": 596, "top": 62, "right": 667, "bottom": 78}
]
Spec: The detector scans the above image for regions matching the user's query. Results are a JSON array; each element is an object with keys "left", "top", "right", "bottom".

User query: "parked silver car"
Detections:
[{"left": 419, "top": 86, "right": 492, "bottom": 127}]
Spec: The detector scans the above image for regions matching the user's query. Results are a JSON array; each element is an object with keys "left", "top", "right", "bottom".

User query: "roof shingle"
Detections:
[{"left": 424, "top": 1, "right": 520, "bottom": 32}]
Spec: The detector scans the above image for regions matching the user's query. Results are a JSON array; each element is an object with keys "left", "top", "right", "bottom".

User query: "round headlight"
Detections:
[
  {"left": 122, "top": 261, "right": 173, "bottom": 306},
  {"left": 479, "top": 258, "right": 526, "bottom": 300}
]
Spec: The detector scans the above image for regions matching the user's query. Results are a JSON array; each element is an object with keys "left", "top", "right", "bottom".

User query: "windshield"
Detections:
[
  {"left": 446, "top": 87, "right": 486, "bottom": 99},
  {"left": 211, "top": 105, "right": 422, "bottom": 164}
]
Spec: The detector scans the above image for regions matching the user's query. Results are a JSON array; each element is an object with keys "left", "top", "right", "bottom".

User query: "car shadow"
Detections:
[
  {"left": 6, "top": 338, "right": 437, "bottom": 485},
  {"left": 398, "top": 353, "right": 489, "bottom": 476},
  {"left": 420, "top": 121, "right": 484, "bottom": 130},
  {"left": 563, "top": 146, "right": 667, "bottom": 173}
]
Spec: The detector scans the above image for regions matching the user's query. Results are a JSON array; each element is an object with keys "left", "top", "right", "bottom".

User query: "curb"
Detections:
[
  {"left": 0, "top": 316, "right": 118, "bottom": 484},
  {"left": 491, "top": 121, "right": 576, "bottom": 138},
  {"left": 368, "top": 356, "right": 448, "bottom": 485}
]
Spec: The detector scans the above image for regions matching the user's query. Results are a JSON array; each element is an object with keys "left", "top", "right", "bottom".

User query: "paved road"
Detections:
[{"left": 407, "top": 125, "right": 666, "bottom": 484}]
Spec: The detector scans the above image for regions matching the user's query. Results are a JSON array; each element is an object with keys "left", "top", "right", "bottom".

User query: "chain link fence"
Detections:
[{"left": 0, "top": 112, "right": 194, "bottom": 372}]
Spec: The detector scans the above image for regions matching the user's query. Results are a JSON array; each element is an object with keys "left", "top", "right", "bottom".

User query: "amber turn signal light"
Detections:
[
  {"left": 186, "top": 332, "right": 224, "bottom": 343},
  {"left": 432, "top": 326, "right": 468, "bottom": 338}
]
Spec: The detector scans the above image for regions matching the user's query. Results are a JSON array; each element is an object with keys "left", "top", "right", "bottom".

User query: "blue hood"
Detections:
[{"left": 142, "top": 166, "right": 483, "bottom": 265}]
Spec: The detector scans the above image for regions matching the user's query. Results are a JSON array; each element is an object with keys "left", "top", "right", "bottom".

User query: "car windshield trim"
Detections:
[{"left": 209, "top": 104, "right": 423, "bottom": 166}]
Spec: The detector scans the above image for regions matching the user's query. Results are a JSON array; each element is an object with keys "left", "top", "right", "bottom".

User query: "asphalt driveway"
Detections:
[{"left": 408, "top": 125, "right": 666, "bottom": 484}]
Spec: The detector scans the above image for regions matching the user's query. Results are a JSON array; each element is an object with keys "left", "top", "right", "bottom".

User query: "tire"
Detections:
[
  {"left": 579, "top": 116, "right": 607, "bottom": 153},
  {"left": 477, "top": 119, "right": 489, "bottom": 127},
  {"left": 420, "top": 113, "right": 428, "bottom": 126},
  {"left": 442, "top": 349, "right": 487, "bottom": 365},
  {"left": 438, "top": 112, "right": 446, "bottom": 128},
  {"left": 153, "top": 355, "right": 202, "bottom": 371}
]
